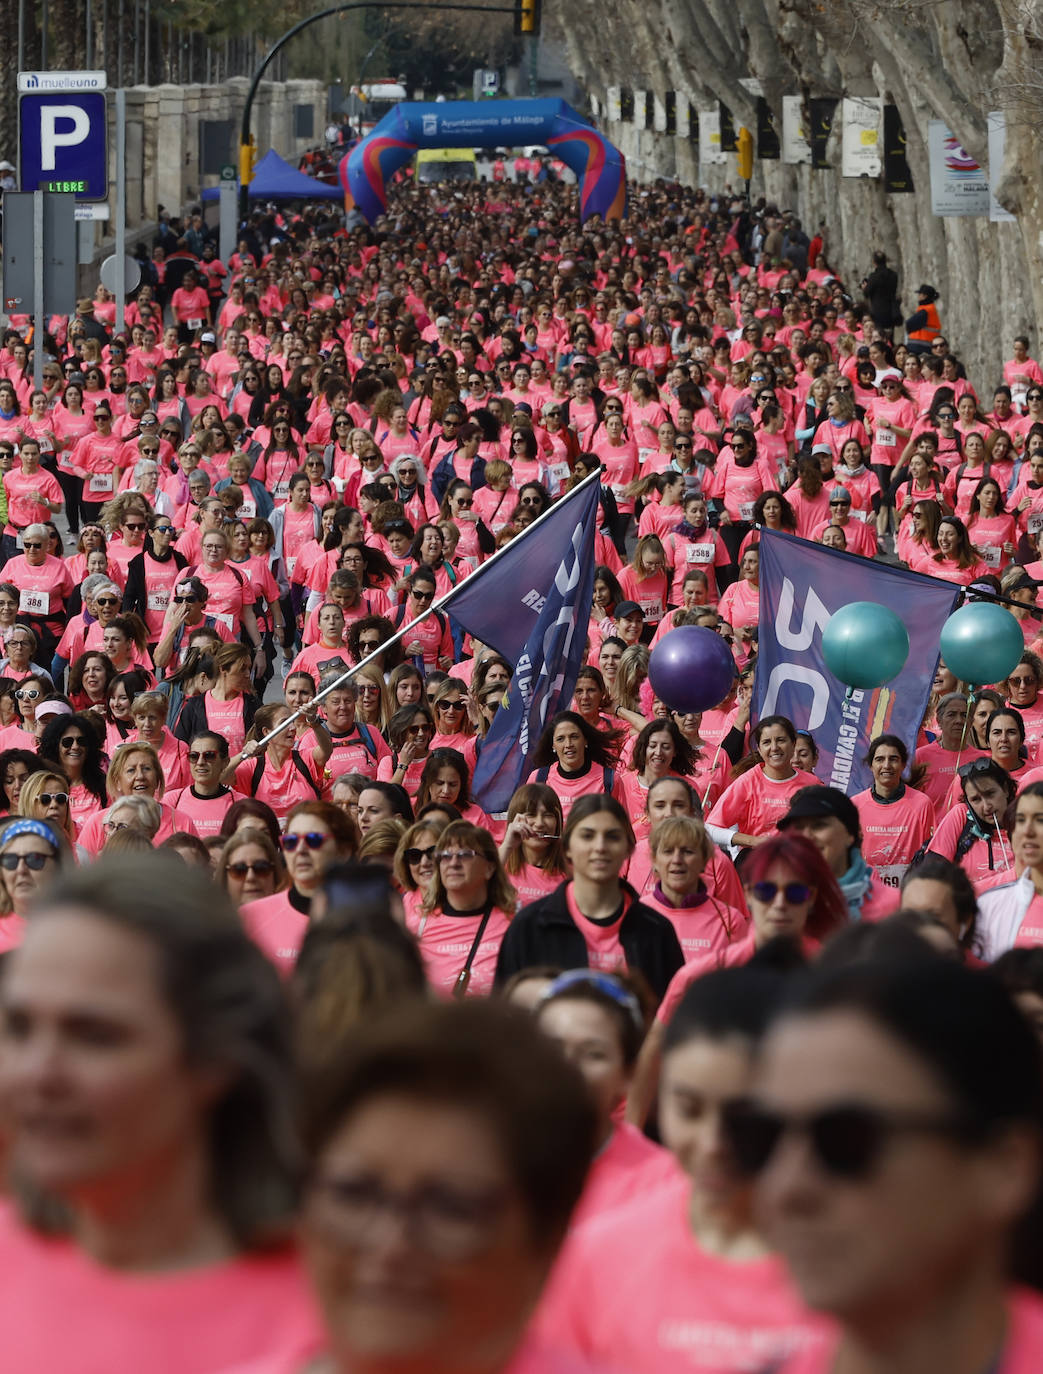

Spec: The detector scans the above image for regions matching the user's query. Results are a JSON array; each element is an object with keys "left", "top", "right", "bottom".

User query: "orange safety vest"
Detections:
[{"left": 908, "top": 301, "right": 941, "bottom": 344}]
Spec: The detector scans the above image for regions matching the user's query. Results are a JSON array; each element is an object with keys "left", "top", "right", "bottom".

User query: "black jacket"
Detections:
[{"left": 494, "top": 880, "right": 684, "bottom": 1001}]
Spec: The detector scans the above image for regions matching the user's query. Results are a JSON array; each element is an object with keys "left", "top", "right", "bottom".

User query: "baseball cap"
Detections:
[
  {"left": 778, "top": 785, "right": 859, "bottom": 839},
  {"left": 200, "top": 331, "right": 216, "bottom": 344},
  {"left": 614, "top": 600, "right": 643, "bottom": 620},
  {"left": 877, "top": 368, "right": 902, "bottom": 384}
]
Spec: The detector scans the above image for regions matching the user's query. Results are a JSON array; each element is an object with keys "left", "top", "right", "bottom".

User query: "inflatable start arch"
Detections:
[{"left": 340, "top": 97, "right": 627, "bottom": 225}]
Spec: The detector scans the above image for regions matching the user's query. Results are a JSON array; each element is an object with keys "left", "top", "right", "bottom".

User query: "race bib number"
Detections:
[
  {"left": 286, "top": 556, "right": 297, "bottom": 576},
  {"left": 611, "top": 483, "right": 628, "bottom": 501},
  {"left": 639, "top": 595, "right": 661, "bottom": 619},
  {"left": 739, "top": 502, "right": 755, "bottom": 521},
  {"left": 549, "top": 462, "right": 570, "bottom": 485},
  {"left": 851, "top": 508, "right": 869, "bottom": 523},
  {"left": 981, "top": 544, "right": 1001, "bottom": 569},
  {"left": 36, "top": 437, "right": 54, "bottom": 454},
  {"left": 18, "top": 588, "right": 48, "bottom": 616},
  {"left": 273, "top": 479, "right": 291, "bottom": 501},
  {"left": 876, "top": 864, "right": 905, "bottom": 889},
  {"left": 147, "top": 589, "right": 170, "bottom": 612},
  {"left": 213, "top": 611, "right": 235, "bottom": 631},
  {"left": 686, "top": 542, "right": 713, "bottom": 564},
  {"left": 1029, "top": 512, "right": 1043, "bottom": 536},
  {"left": 638, "top": 447, "right": 656, "bottom": 464},
  {"left": 88, "top": 471, "right": 114, "bottom": 495},
  {"left": 187, "top": 317, "right": 203, "bottom": 330},
  {"left": 876, "top": 428, "right": 896, "bottom": 447},
  {"left": 239, "top": 499, "right": 256, "bottom": 519}
]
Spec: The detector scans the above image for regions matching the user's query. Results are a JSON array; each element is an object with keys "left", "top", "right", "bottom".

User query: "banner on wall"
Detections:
[
  {"left": 927, "top": 119, "right": 990, "bottom": 216},
  {"left": 782, "top": 96, "right": 812, "bottom": 164},
  {"left": 809, "top": 97, "right": 837, "bottom": 169},
  {"left": 676, "top": 94, "right": 690, "bottom": 140},
  {"left": 699, "top": 109, "right": 727, "bottom": 165},
  {"left": 987, "top": 110, "right": 1016, "bottom": 222},
  {"left": 751, "top": 531, "right": 959, "bottom": 797},
  {"left": 841, "top": 97, "right": 881, "bottom": 177},
  {"left": 757, "top": 97, "right": 780, "bottom": 159},
  {"left": 605, "top": 86, "right": 621, "bottom": 123},
  {"left": 718, "top": 102, "right": 737, "bottom": 152},
  {"left": 882, "top": 103, "right": 914, "bottom": 193}
]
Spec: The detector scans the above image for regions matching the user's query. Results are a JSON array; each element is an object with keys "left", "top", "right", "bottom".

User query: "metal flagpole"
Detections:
[{"left": 250, "top": 468, "right": 604, "bottom": 751}]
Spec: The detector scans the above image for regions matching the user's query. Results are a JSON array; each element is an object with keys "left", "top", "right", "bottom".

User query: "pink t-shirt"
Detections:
[
  {"left": 707, "top": 767, "right": 820, "bottom": 839},
  {"left": 914, "top": 742, "right": 989, "bottom": 820},
  {"left": 535, "top": 1171, "right": 818, "bottom": 1374},
  {"left": 203, "top": 692, "right": 248, "bottom": 757},
  {"left": 564, "top": 881, "right": 628, "bottom": 973},
  {"left": 569, "top": 1123, "right": 680, "bottom": 1231},
  {"left": 0, "top": 1201, "right": 321, "bottom": 1374},
  {"left": 642, "top": 887, "right": 751, "bottom": 966},
  {"left": 774, "top": 1288, "right": 1043, "bottom": 1374},
  {"left": 240, "top": 890, "right": 309, "bottom": 973},
  {"left": 851, "top": 786, "right": 936, "bottom": 889},
  {"left": 415, "top": 904, "right": 513, "bottom": 997},
  {"left": 164, "top": 786, "right": 244, "bottom": 838}
]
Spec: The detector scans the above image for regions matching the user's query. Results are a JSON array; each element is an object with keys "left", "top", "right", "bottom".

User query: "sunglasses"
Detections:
[
  {"left": 227, "top": 859, "right": 275, "bottom": 877},
  {"left": 173, "top": 595, "right": 199, "bottom": 604},
  {"left": 722, "top": 1100, "right": 976, "bottom": 1181},
  {"left": 60, "top": 735, "right": 85, "bottom": 749},
  {"left": 281, "top": 831, "right": 330, "bottom": 852},
  {"left": 750, "top": 880, "right": 812, "bottom": 904},
  {"left": 15, "top": 689, "right": 40, "bottom": 701},
  {"left": 154, "top": 524, "right": 174, "bottom": 534},
  {"left": 0, "top": 851, "right": 51, "bottom": 871},
  {"left": 22, "top": 542, "right": 43, "bottom": 550},
  {"left": 829, "top": 500, "right": 850, "bottom": 508},
  {"left": 38, "top": 792, "right": 69, "bottom": 806},
  {"left": 404, "top": 845, "right": 437, "bottom": 865},
  {"left": 437, "top": 700, "right": 465, "bottom": 712},
  {"left": 412, "top": 589, "right": 434, "bottom": 601},
  {"left": 188, "top": 749, "right": 219, "bottom": 763},
  {"left": 436, "top": 849, "right": 481, "bottom": 863}
]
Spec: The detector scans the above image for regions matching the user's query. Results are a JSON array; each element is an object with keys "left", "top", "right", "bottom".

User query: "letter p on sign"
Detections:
[{"left": 40, "top": 105, "right": 91, "bottom": 170}]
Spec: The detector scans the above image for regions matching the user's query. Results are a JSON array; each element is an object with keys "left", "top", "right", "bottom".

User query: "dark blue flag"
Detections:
[
  {"left": 441, "top": 474, "right": 601, "bottom": 664},
  {"left": 752, "top": 530, "right": 960, "bottom": 795},
  {"left": 458, "top": 476, "right": 602, "bottom": 812}
]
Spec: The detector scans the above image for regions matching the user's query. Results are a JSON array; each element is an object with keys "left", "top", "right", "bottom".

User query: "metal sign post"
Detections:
[
  {"left": 2, "top": 192, "right": 77, "bottom": 386},
  {"left": 114, "top": 87, "right": 126, "bottom": 333}
]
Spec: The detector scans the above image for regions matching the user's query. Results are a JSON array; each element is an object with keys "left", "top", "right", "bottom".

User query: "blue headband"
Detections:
[{"left": 1, "top": 818, "right": 60, "bottom": 850}]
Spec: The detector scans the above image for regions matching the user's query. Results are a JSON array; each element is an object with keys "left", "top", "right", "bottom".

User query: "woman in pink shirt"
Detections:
[
  {"left": 707, "top": 715, "right": 820, "bottom": 846},
  {"left": 743, "top": 957, "right": 1043, "bottom": 1374},
  {"left": 240, "top": 800, "right": 359, "bottom": 972},
  {"left": 0, "top": 852, "right": 321, "bottom": 1373},
  {"left": 498, "top": 782, "right": 569, "bottom": 908},
  {"left": 261, "top": 998, "right": 597, "bottom": 1374},
  {"left": 538, "top": 962, "right": 818, "bottom": 1374},
  {"left": 414, "top": 819, "right": 515, "bottom": 998}
]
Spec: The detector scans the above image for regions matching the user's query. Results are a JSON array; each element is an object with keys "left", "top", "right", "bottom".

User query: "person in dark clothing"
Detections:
[
  {"left": 494, "top": 794, "right": 684, "bottom": 1001},
  {"left": 861, "top": 252, "right": 901, "bottom": 337}
]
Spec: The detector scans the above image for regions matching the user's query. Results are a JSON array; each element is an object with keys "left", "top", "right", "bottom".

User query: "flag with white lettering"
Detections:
[
  {"left": 752, "top": 530, "right": 960, "bottom": 795},
  {"left": 461, "top": 477, "right": 602, "bottom": 813},
  {"left": 441, "top": 473, "right": 602, "bottom": 664}
]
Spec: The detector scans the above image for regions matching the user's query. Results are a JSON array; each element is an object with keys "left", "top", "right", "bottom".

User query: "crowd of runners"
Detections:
[{"left": 0, "top": 167, "right": 1040, "bottom": 1371}]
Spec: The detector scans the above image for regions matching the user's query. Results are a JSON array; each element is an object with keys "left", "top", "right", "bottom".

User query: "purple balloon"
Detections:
[{"left": 648, "top": 626, "right": 737, "bottom": 714}]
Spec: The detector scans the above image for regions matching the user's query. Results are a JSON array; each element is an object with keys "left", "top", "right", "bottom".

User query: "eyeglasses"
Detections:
[
  {"left": 22, "top": 542, "right": 43, "bottom": 550},
  {"left": 227, "top": 859, "right": 275, "bottom": 878},
  {"left": 188, "top": 749, "right": 219, "bottom": 763},
  {"left": 60, "top": 735, "right": 85, "bottom": 749},
  {"left": 0, "top": 851, "right": 51, "bottom": 871},
  {"left": 436, "top": 849, "right": 481, "bottom": 863},
  {"left": 38, "top": 792, "right": 69, "bottom": 806},
  {"left": 722, "top": 1100, "right": 976, "bottom": 1182},
  {"left": 1008, "top": 674, "right": 1036, "bottom": 688},
  {"left": 404, "top": 845, "right": 437, "bottom": 865},
  {"left": 437, "top": 700, "right": 465, "bottom": 713},
  {"left": 281, "top": 831, "right": 331, "bottom": 852},
  {"left": 310, "top": 1171, "right": 508, "bottom": 1259},
  {"left": 750, "top": 880, "right": 812, "bottom": 904},
  {"left": 15, "top": 689, "right": 40, "bottom": 701},
  {"left": 357, "top": 683, "right": 380, "bottom": 696}
]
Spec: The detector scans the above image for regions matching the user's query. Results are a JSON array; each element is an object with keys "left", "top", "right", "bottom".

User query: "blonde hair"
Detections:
[
  {"left": 422, "top": 820, "right": 516, "bottom": 916},
  {"left": 17, "top": 770, "right": 76, "bottom": 846},
  {"left": 106, "top": 740, "right": 165, "bottom": 800}
]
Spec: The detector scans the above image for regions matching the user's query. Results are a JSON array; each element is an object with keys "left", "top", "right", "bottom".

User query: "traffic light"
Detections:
[
  {"left": 515, "top": 0, "right": 541, "bottom": 35},
  {"left": 239, "top": 135, "right": 258, "bottom": 186},
  {"left": 736, "top": 126, "right": 754, "bottom": 181}
]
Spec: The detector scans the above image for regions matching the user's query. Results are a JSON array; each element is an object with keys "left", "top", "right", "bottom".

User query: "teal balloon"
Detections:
[
  {"left": 939, "top": 602, "right": 1024, "bottom": 686},
  {"left": 822, "top": 601, "right": 910, "bottom": 689}
]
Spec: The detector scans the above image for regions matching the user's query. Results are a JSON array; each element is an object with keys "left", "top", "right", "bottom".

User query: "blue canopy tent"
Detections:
[{"left": 200, "top": 149, "right": 342, "bottom": 201}]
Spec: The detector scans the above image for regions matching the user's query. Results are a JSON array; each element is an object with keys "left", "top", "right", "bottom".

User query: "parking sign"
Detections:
[{"left": 18, "top": 71, "right": 108, "bottom": 203}]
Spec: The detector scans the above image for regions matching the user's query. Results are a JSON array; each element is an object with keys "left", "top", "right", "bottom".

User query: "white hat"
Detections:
[
  {"left": 0, "top": 161, "right": 15, "bottom": 172},
  {"left": 877, "top": 368, "right": 902, "bottom": 384}
]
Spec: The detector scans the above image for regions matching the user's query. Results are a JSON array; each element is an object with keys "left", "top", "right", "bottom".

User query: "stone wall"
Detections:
[{"left": 553, "top": 0, "right": 1043, "bottom": 387}]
